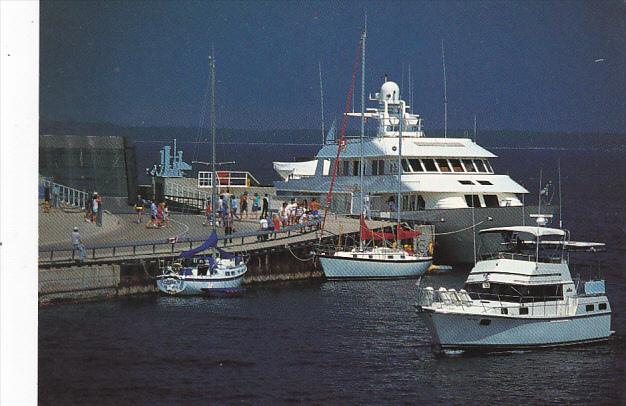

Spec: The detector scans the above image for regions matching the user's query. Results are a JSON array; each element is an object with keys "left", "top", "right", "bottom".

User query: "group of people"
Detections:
[
  {"left": 83, "top": 192, "right": 103, "bottom": 227},
  {"left": 204, "top": 191, "right": 270, "bottom": 227},
  {"left": 134, "top": 195, "right": 170, "bottom": 228},
  {"left": 257, "top": 197, "right": 321, "bottom": 241}
]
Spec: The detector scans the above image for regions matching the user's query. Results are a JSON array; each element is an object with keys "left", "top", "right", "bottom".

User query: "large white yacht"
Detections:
[{"left": 274, "top": 79, "right": 551, "bottom": 264}]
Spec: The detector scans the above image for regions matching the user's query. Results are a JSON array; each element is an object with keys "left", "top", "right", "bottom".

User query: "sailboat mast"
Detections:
[
  {"left": 209, "top": 55, "right": 217, "bottom": 234},
  {"left": 397, "top": 94, "right": 403, "bottom": 232},
  {"left": 359, "top": 17, "right": 366, "bottom": 250},
  {"left": 319, "top": 61, "right": 325, "bottom": 145},
  {"left": 441, "top": 39, "right": 448, "bottom": 138}
]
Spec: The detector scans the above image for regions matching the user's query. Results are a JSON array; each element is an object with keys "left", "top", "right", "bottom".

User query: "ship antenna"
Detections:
[
  {"left": 473, "top": 114, "right": 477, "bottom": 143},
  {"left": 441, "top": 39, "right": 448, "bottom": 138},
  {"left": 558, "top": 158, "right": 563, "bottom": 228},
  {"left": 538, "top": 168, "right": 542, "bottom": 217},
  {"left": 319, "top": 61, "right": 325, "bottom": 145}
]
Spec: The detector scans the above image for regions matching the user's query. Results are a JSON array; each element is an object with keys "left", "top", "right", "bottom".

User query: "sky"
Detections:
[{"left": 40, "top": 0, "right": 625, "bottom": 133}]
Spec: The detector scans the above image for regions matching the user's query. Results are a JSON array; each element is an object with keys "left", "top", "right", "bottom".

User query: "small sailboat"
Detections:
[
  {"left": 319, "top": 215, "right": 432, "bottom": 279},
  {"left": 318, "top": 25, "right": 432, "bottom": 280},
  {"left": 156, "top": 231, "right": 247, "bottom": 296},
  {"left": 156, "top": 54, "right": 247, "bottom": 295}
]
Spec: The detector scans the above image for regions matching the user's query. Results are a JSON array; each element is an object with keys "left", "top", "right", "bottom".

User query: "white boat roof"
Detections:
[
  {"left": 479, "top": 226, "right": 566, "bottom": 237},
  {"left": 316, "top": 137, "right": 496, "bottom": 159},
  {"left": 273, "top": 160, "right": 317, "bottom": 180}
]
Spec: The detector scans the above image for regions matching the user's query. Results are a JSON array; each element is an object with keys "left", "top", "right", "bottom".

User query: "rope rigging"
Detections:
[{"left": 320, "top": 37, "right": 363, "bottom": 238}]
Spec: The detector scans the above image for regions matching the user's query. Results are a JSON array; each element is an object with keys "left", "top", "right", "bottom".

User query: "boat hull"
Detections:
[
  {"left": 419, "top": 309, "right": 612, "bottom": 350},
  {"left": 319, "top": 255, "right": 431, "bottom": 280},
  {"left": 156, "top": 265, "right": 247, "bottom": 296},
  {"left": 402, "top": 205, "right": 557, "bottom": 264}
]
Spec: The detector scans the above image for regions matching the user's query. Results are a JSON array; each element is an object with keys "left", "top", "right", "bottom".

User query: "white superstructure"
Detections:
[{"left": 274, "top": 79, "right": 527, "bottom": 214}]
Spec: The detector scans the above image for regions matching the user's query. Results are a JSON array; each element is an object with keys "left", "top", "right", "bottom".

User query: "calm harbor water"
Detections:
[{"left": 40, "top": 146, "right": 626, "bottom": 404}]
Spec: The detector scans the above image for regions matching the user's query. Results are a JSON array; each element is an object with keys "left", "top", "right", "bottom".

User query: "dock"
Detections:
[{"left": 38, "top": 204, "right": 433, "bottom": 304}]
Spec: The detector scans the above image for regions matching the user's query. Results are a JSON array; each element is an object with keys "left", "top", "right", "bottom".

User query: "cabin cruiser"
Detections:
[
  {"left": 274, "top": 79, "right": 552, "bottom": 264},
  {"left": 416, "top": 217, "right": 613, "bottom": 351}
]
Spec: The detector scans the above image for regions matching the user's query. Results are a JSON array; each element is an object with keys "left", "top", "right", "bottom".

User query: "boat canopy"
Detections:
[
  {"left": 479, "top": 226, "right": 566, "bottom": 237},
  {"left": 359, "top": 215, "right": 420, "bottom": 241},
  {"left": 273, "top": 160, "right": 317, "bottom": 180},
  {"left": 179, "top": 231, "right": 218, "bottom": 258}
]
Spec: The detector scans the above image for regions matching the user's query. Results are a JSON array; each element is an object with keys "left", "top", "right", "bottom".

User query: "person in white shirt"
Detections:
[{"left": 259, "top": 217, "right": 269, "bottom": 241}]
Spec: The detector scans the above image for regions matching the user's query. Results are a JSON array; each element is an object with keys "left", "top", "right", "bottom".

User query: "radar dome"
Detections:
[{"left": 379, "top": 81, "right": 400, "bottom": 103}]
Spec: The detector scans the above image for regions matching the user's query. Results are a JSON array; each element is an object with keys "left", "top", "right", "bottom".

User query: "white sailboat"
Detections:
[
  {"left": 156, "top": 55, "right": 247, "bottom": 296},
  {"left": 318, "top": 26, "right": 433, "bottom": 280}
]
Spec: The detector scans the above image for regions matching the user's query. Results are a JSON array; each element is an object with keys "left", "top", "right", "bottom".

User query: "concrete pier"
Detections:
[{"left": 38, "top": 203, "right": 433, "bottom": 304}]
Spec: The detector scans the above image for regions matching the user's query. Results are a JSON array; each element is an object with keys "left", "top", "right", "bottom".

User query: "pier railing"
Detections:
[
  {"left": 41, "top": 177, "right": 89, "bottom": 209},
  {"left": 39, "top": 220, "right": 322, "bottom": 265}
]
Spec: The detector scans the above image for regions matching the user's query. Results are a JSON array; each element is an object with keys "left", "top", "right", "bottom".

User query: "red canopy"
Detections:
[
  {"left": 360, "top": 215, "right": 395, "bottom": 241},
  {"left": 359, "top": 215, "right": 421, "bottom": 241}
]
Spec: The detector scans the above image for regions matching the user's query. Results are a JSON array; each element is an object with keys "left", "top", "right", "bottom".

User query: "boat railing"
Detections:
[
  {"left": 480, "top": 251, "right": 563, "bottom": 264},
  {"left": 197, "top": 170, "right": 261, "bottom": 189},
  {"left": 417, "top": 287, "right": 573, "bottom": 316}
]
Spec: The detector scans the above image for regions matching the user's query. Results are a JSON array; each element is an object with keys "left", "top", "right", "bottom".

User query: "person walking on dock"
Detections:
[
  {"left": 231, "top": 195, "right": 239, "bottom": 220},
  {"left": 134, "top": 195, "right": 144, "bottom": 224},
  {"left": 71, "top": 226, "right": 86, "bottom": 263},
  {"left": 224, "top": 212, "right": 234, "bottom": 244},
  {"left": 240, "top": 192, "right": 248, "bottom": 219},
  {"left": 203, "top": 199, "right": 212, "bottom": 226},
  {"left": 95, "top": 193, "right": 103, "bottom": 227},
  {"left": 252, "top": 193, "right": 260, "bottom": 215},
  {"left": 91, "top": 192, "right": 99, "bottom": 223},
  {"left": 261, "top": 193, "right": 269, "bottom": 219}
]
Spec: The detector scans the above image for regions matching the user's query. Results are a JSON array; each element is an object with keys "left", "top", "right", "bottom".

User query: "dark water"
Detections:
[{"left": 40, "top": 146, "right": 626, "bottom": 404}]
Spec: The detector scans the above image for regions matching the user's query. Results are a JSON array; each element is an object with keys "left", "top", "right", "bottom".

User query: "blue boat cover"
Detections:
[
  {"left": 217, "top": 247, "right": 241, "bottom": 265},
  {"left": 179, "top": 231, "right": 218, "bottom": 258}
]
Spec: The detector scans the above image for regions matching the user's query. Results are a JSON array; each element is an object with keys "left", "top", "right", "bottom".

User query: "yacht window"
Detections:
[
  {"left": 401, "top": 159, "right": 411, "bottom": 172},
  {"left": 462, "top": 159, "right": 476, "bottom": 172},
  {"left": 402, "top": 195, "right": 410, "bottom": 211},
  {"left": 586, "top": 304, "right": 595, "bottom": 312},
  {"left": 599, "top": 303, "right": 607, "bottom": 310},
  {"left": 352, "top": 161, "right": 360, "bottom": 176},
  {"left": 449, "top": 159, "right": 464, "bottom": 172},
  {"left": 387, "top": 255, "right": 394, "bottom": 259},
  {"left": 400, "top": 255, "right": 406, "bottom": 259},
  {"left": 422, "top": 159, "right": 438, "bottom": 172},
  {"left": 479, "top": 319, "right": 491, "bottom": 326},
  {"left": 371, "top": 160, "right": 385, "bottom": 175},
  {"left": 342, "top": 160, "right": 349, "bottom": 176},
  {"left": 519, "top": 307, "right": 529, "bottom": 315},
  {"left": 477, "top": 180, "right": 493, "bottom": 185},
  {"left": 483, "top": 160, "right": 494, "bottom": 173},
  {"left": 501, "top": 308, "right": 508, "bottom": 315},
  {"left": 417, "top": 195, "right": 426, "bottom": 210},
  {"left": 459, "top": 180, "right": 474, "bottom": 185},
  {"left": 436, "top": 159, "right": 451, "bottom": 172},
  {"left": 483, "top": 194, "right": 500, "bottom": 208},
  {"left": 369, "top": 255, "right": 373, "bottom": 259},
  {"left": 465, "top": 194, "right": 481, "bottom": 208},
  {"left": 474, "top": 159, "right": 487, "bottom": 173},
  {"left": 409, "top": 159, "right": 423, "bottom": 172},
  {"left": 353, "top": 254, "right": 358, "bottom": 258},
  {"left": 465, "top": 282, "right": 563, "bottom": 302}
]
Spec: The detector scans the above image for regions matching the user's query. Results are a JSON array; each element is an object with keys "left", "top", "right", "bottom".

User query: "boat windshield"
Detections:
[{"left": 478, "top": 230, "right": 565, "bottom": 263}]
